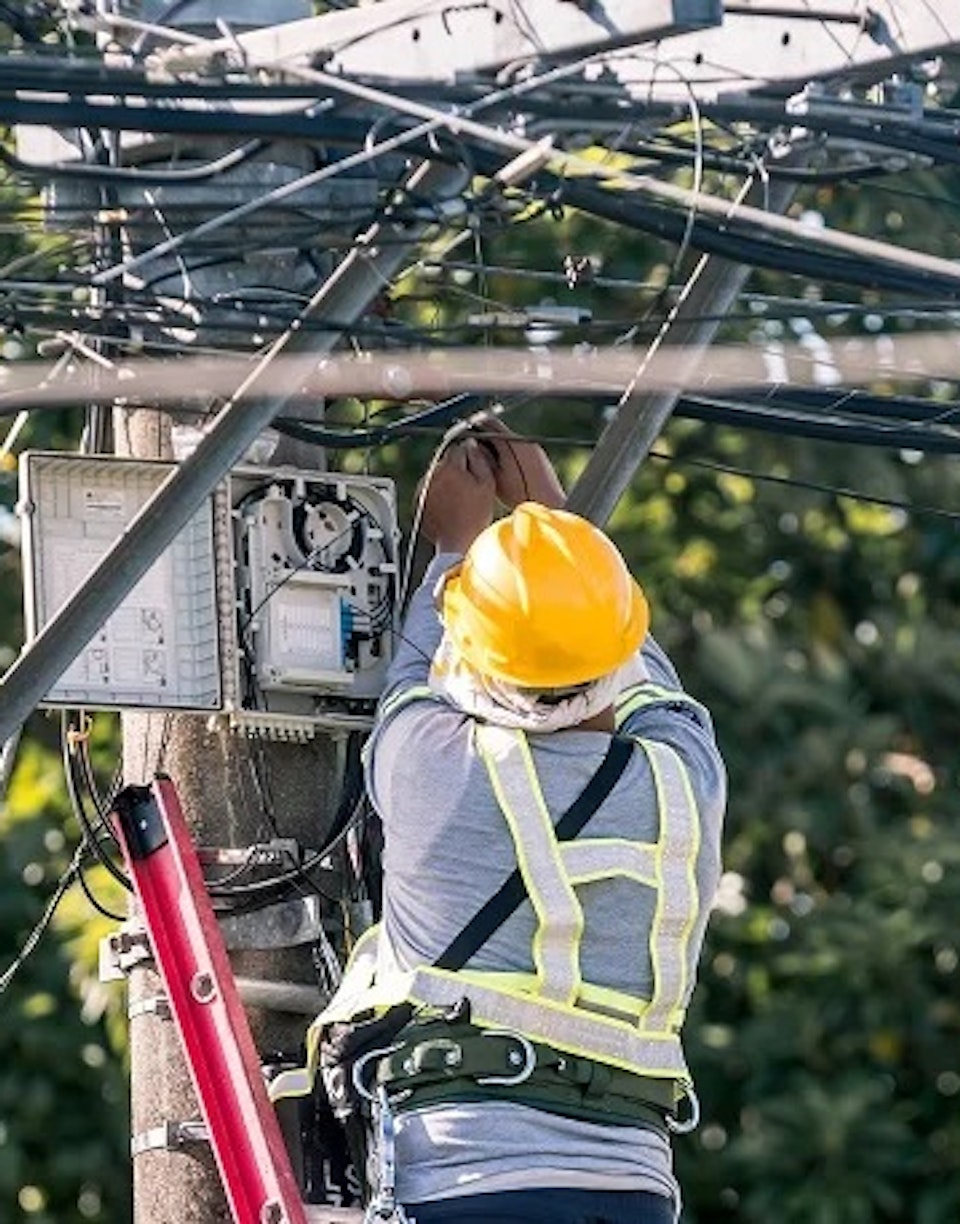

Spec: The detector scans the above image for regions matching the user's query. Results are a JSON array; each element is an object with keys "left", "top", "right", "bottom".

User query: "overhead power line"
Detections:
[{"left": 6, "top": 52, "right": 960, "bottom": 298}]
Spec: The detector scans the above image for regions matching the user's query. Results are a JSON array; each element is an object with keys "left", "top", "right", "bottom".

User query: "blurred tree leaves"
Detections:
[
  {"left": 658, "top": 423, "right": 960, "bottom": 1221},
  {"left": 1, "top": 734, "right": 130, "bottom": 1224},
  {"left": 0, "top": 147, "right": 128, "bottom": 1219}
]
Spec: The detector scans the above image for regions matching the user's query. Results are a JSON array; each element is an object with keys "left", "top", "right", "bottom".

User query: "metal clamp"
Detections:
[
  {"left": 363, "top": 1086, "right": 410, "bottom": 1224},
  {"left": 128, "top": 994, "right": 171, "bottom": 1022},
  {"left": 130, "top": 1120, "right": 209, "bottom": 1157},
  {"left": 476, "top": 1030, "right": 536, "bottom": 1086},
  {"left": 100, "top": 926, "right": 152, "bottom": 981}
]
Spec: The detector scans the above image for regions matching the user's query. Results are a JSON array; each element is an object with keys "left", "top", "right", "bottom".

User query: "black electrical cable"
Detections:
[
  {"left": 0, "top": 845, "right": 85, "bottom": 998},
  {"left": 0, "top": 89, "right": 356, "bottom": 187},
  {"left": 0, "top": 299, "right": 447, "bottom": 357},
  {"left": 600, "top": 136, "right": 895, "bottom": 184},
  {"left": 9, "top": 50, "right": 960, "bottom": 155},
  {"left": 61, "top": 717, "right": 132, "bottom": 892},
  {"left": 271, "top": 377, "right": 960, "bottom": 454},
  {"left": 6, "top": 86, "right": 960, "bottom": 300},
  {"left": 11, "top": 50, "right": 960, "bottom": 172},
  {"left": 76, "top": 859, "right": 126, "bottom": 923},
  {"left": 699, "top": 96, "right": 960, "bottom": 170},
  {"left": 0, "top": 93, "right": 367, "bottom": 147},
  {"left": 206, "top": 738, "right": 371, "bottom": 910},
  {"left": 733, "top": 385, "right": 960, "bottom": 424},
  {"left": 499, "top": 164, "right": 960, "bottom": 300},
  {"left": 272, "top": 394, "right": 481, "bottom": 450},
  {"left": 207, "top": 851, "right": 338, "bottom": 904},
  {"left": 450, "top": 82, "right": 960, "bottom": 178},
  {"left": 0, "top": 135, "right": 271, "bottom": 186},
  {"left": 0, "top": 2, "right": 49, "bottom": 41},
  {"left": 223, "top": 738, "right": 377, "bottom": 916},
  {"left": 74, "top": 734, "right": 110, "bottom": 817},
  {"left": 64, "top": 754, "right": 131, "bottom": 892},
  {"left": 678, "top": 394, "right": 960, "bottom": 454},
  {"left": 404, "top": 423, "right": 960, "bottom": 522},
  {"left": 0, "top": 54, "right": 333, "bottom": 100},
  {"left": 321, "top": 732, "right": 367, "bottom": 851},
  {"left": 646, "top": 445, "right": 960, "bottom": 523},
  {"left": 76, "top": 732, "right": 124, "bottom": 834}
]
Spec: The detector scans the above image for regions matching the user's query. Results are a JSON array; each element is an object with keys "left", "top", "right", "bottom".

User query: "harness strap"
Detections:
[
  {"left": 405, "top": 967, "right": 689, "bottom": 1078},
  {"left": 379, "top": 1029, "right": 677, "bottom": 1108},
  {"left": 375, "top": 1021, "right": 677, "bottom": 1129},
  {"left": 435, "top": 734, "right": 635, "bottom": 971}
]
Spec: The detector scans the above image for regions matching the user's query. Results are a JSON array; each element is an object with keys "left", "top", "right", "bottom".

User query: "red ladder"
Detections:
[{"left": 113, "top": 776, "right": 309, "bottom": 1224}]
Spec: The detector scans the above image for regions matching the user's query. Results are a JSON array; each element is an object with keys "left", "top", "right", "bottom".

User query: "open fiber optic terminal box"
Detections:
[{"left": 18, "top": 452, "right": 401, "bottom": 734}]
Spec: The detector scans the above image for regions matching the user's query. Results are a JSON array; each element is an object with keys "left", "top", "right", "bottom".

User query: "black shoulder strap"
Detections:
[{"left": 434, "top": 734, "right": 635, "bottom": 973}]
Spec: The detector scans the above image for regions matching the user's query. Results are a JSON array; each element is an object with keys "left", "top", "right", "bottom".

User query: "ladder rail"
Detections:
[{"left": 113, "top": 777, "right": 309, "bottom": 1224}]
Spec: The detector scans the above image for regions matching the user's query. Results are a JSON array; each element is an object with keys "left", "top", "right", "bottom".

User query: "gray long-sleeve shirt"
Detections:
[{"left": 365, "top": 553, "right": 727, "bottom": 1209}]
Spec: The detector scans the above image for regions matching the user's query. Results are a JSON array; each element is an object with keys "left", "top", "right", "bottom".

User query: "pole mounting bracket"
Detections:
[{"left": 130, "top": 1120, "right": 210, "bottom": 1157}]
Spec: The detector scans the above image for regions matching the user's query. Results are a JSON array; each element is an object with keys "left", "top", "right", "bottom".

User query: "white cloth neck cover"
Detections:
[{"left": 428, "top": 633, "right": 641, "bottom": 731}]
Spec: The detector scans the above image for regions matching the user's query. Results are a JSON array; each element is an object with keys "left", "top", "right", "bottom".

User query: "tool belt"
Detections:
[{"left": 363, "top": 1008, "right": 677, "bottom": 1130}]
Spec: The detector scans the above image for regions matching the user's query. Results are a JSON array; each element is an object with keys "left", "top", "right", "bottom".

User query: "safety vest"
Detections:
[{"left": 272, "top": 682, "right": 705, "bottom": 1104}]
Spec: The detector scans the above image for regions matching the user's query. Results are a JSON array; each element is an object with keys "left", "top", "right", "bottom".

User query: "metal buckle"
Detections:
[
  {"left": 666, "top": 1082, "right": 701, "bottom": 1134},
  {"left": 476, "top": 1030, "right": 537, "bottom": 1086},
  {"left": 351, "top": 1042, "right": 406, "bottom": 1103}
]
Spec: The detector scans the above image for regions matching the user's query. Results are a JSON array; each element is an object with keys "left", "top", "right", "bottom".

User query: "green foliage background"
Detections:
[
  {"left": 0, "top": 145, "right": 130, "bottom": 1222},
  {"left": 4, "top": 104, "right": 960, "bottom": 1224}
]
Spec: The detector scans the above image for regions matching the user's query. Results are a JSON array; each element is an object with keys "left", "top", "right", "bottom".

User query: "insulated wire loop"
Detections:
[{"left": 61, "top": 713, "right": 131, "bottom": 893}]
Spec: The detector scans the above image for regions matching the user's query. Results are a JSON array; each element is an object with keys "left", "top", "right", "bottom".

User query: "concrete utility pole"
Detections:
[
  {"left": 90, "top": 8, "right": 468, "bottom": 1220},
  {"left": 100, "top": 4, "right": 351, "bottom": 1222},
  {"left": 118, "top": 422, "right": 341, "bottom": 1224}
]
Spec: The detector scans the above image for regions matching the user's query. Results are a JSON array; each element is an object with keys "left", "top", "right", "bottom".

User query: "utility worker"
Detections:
[{"left": 312, "top": 421, "right": 726, "bottom": 1224}]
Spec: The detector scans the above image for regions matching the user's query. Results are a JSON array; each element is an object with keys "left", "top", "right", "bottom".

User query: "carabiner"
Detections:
[
  {"left": 666, "top": 1082, "right": 701, "bottom": 1135},
  {"left": 351, "top": 1042, "right": 406, "bottom": 1103}
]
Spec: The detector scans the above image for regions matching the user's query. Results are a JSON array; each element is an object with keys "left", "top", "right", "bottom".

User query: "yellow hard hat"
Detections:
[{"left": 439, "top": 502, "right": 649, "bottom": 689}]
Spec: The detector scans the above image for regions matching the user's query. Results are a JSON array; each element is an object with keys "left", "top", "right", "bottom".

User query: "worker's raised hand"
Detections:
[
  {"left": 419, "top": 437, "right": 497, "bottom": 553},
  {"left": 472, "top": 413, "right": 566, "bottom": 510}
]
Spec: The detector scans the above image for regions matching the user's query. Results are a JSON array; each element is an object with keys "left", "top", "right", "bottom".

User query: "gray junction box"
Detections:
[{"left": 18, "top": 452, "right": 401, "bottom": 733}]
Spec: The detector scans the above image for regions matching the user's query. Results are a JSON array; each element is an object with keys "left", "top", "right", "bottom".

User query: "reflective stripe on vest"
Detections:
[
  {"left": 378, "top": 683, "right": 437, "bottom": 722},
  {"left": 397, "top": 724, "right": 701, "bottom": 1082},
  {"left": 477, "top": 726, "right": 584, "bottom": 1006},
  {"left": 616, "top": 683, "right": 710, "bottom": 729},
  {"left": 404, "top": 967, "right": 686, "bottom": 1077}
]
